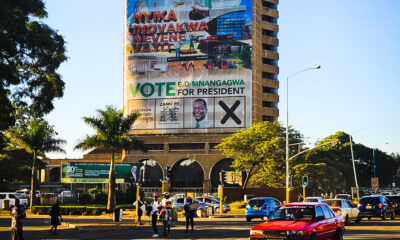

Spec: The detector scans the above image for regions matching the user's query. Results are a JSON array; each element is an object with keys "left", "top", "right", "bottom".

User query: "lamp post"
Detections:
[{"left": 286, "top": 65, "right": 321, "bottom": 203}]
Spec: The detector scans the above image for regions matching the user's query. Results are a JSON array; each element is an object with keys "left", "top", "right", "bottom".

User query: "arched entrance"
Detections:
[
  {"left": 210, "top": 158, "right": 243, "bottom": 189},
  {"left": 138, "top": 159, "right": 163, "bottom": 187},
  {"left": 170, "top": 159, "right": 204, "bottom": 191}
]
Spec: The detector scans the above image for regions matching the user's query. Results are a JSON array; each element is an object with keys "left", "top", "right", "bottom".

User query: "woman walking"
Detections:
[{"left": 49, "top": 201, "right": 63, "bottom": 235}]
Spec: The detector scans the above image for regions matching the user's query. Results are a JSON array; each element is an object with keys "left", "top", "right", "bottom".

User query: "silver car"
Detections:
[
  {"left": 196, "top": 197, "right": 231, "bottom": 213},
  {"left": 323, "top": 199, "right": 361, "bottom": 224}
]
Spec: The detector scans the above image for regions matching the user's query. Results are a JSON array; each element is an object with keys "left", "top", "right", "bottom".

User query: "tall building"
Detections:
[{"left": 122, "top": 0, "right": 279, "bottom": 193}]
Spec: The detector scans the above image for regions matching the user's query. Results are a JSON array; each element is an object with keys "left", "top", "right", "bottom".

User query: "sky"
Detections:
[{"left": 43, "top": 0, "right": 400, "bottom": 159}]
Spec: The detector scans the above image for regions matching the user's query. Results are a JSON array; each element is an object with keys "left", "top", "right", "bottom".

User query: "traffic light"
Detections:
[
  {"left": 165, "top": 165, "right": 171, "bottom": 180},
  {"left": 219, "top": 170, "right": 227, "bottom": 185},
  {"left": 302, "top": 176, "right": 308, "bottom": 187}
]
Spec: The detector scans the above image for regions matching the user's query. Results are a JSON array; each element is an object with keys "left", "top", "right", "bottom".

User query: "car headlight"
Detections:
[
  {"left": 250, "top": 230, "right": 263, "bottom": 236},
  {"left": 287, "top": 230, "right": 303, "bottom": 235}
]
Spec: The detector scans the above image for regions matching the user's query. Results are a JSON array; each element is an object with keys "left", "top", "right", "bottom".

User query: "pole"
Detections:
[
  {"left": 372, "top": 148, "right": 376, "bottom": 178},
  {"left": 218, "top": 185, "right": 223, "bottom": 216},
  {"left": 349, "top": 135, "right": 359, "bottom": 199},
  {"left": 136, "top": 184, "right": 140, "bottom": 223},
  {"left": 286, "top": 76, "right": 290, "bottom": 203},
  {"left": 303, "top": 186, "right": 306, "bottom": 200}
]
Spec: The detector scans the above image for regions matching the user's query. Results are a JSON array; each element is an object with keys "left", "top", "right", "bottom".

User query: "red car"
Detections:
[{"left": 250, "top": 203, "right": 345, "bottom": 240}]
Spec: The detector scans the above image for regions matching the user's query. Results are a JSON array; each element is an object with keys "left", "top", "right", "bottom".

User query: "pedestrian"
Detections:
[
  {"left": 297, "top": 193, "right": 304, "bottom": 202},
  {"left": 49, "top": 201, "right": 63, "bottom": 235},
  {"left": 151, "top": 194, "right": 161, "bottom": 238},
  {"left": 133, "top": 195, "right": 145, "bottom": 225},
  {"left": 160, "top": 192, "right": 172, "bottom": 237},
  {"left": 184, "top": 197, "right": 196, "bottom": 233},
  {"left": 11, "top": 198, "right": 26, "bottom": 240}
]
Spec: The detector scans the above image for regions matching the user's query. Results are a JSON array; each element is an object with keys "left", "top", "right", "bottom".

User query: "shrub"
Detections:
[
  {"left": 94, "top": 192, "right": 108, "bottom": 204},
  {"left": 32, "top": 206, "right": 51, "bottom": 215},
  {"left": 230, "top": 201, "right": 247, "bottom": 209},
  {"left": 79, "top": 193, "right": 93, "bottom": 204}
]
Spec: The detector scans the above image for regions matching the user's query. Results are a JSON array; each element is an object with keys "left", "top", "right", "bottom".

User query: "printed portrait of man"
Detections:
[
  {"left": 192, "top": 98, "right": 208, "bottom": 128},
  {"left": 124, "top": 165, "right": 138, "bottom": 184}
]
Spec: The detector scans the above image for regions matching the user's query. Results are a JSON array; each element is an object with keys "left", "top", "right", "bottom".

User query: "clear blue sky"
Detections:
[{"left": 44, "top": 0, "right": 400, "bottom": 158}]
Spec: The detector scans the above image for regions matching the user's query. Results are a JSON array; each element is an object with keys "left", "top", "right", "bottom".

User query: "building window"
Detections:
[
  {"left": 262, "top": 44, "right": 277, "bottom": 52},
  {"left": 145, "top": 144, "right": 164, "bottom": 151},
  {"left": 263, "top": 115, "right": 275, "bottom": 122},
  {"left": 169, "top": 143, "right": 205, "bottom": 150},
  {"left": 263, "top": 86, "right": 277, "bottom": 94},
  {"left": 262, "top": 101, "right": 277, "bottom": 108},
  {"left": 262, "top": 57, "right": 278, "bottom": 66},
  {"left": 209, "top": 143, "right": 220, "bottom": 150},
  {"left": 262, "top": 1, "right": 278, "bottom": 9},
  {"left": 262, "top": 15, "right": 277, "bottom": 24},
  {"left": 262, "top": 29, "right": 277, "bottom": 38},
  {"left": 262, "top": 72, "right": 278, "bottom": 80}
]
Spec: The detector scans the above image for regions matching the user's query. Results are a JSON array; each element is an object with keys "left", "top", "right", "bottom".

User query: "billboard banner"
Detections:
[
  {"left": 61, "top": 162, "right": 143, "bottom": 184},
  {"left": 124, "top": 0, "right": 252, "bottom": 134}
]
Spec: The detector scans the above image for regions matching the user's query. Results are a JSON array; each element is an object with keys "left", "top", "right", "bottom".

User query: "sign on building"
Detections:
[
  {"left": 62, "top": 162, "right": 143, "bottom": 183},
  {"left": 124, "top": 0, "right": 253, "bottom": 134}
]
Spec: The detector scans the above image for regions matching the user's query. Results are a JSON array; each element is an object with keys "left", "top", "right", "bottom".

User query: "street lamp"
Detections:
[
  {"left": 372, "top": 142, "right": 388, "bottom": 177},
  {"left": 286, "top": 65, "right": 321, "bottom": 203}
]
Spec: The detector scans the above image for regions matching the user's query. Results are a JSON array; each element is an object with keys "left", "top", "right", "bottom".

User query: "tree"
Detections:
[
  {"left": 7, "top": 119, "right": 65, "bottom": 209},
  {"left": 216, "top": 121, "right": 303, "bottom": 197},
  {"left": 75, "top": 106, "right": 147, "bottom": 211},
  {"left": 0, "top": 0, "right": 67, "bottom": 130}
]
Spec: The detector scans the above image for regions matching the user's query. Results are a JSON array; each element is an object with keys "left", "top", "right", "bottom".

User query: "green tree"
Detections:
[
  {"left": 0, "top": 0, "right": 67, "bottom": 130},
  {"left": 7, "top": 119, "right": 65, "bottom": 209},
  {"left": 75, "top": 106, "right": 147, "bottom": 211},
  {"left": 216, "top": 121, "right": 303, "bottom": 197}
]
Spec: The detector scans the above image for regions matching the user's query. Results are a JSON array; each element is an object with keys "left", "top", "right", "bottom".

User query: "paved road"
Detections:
[{"left": 0, "top": 216, "right": 399, "bottom": 239}]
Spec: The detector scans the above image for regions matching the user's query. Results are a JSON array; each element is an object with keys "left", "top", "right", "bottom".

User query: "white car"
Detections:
[
  {"left": 323, "top": 199, "right": 361, "bottom": 224},
  {"left": 15, "top": 189, "right": 41, "bottom": 198},
  {"left": 0, "top": 192, "right": 29, "bottom": 209},
  {"left": 304, "top": 197, "right": 324, "bottom": 203}
]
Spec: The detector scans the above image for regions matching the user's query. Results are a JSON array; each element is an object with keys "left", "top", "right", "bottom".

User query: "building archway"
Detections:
[
  {"left": 137, "top": 159, "right": 163, "bottom": 187},
  {"left": 210, "top": 158, "right": 243, "bottom": 189},
  {"left": 170, "top": 159, "right": 204, "bottom": 189}
]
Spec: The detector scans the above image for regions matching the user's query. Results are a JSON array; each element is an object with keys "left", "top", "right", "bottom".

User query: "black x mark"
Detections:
[{"left": 219, "top": 100, "right": 241, "bottom": 124}]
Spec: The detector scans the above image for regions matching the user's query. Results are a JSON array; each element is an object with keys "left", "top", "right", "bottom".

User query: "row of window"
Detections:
[
  {"left": 262, "top": 0, "right": 278, "bottom": 10},
  {"left": 144, "top": 143, "right": 220, "bottom": 151}
]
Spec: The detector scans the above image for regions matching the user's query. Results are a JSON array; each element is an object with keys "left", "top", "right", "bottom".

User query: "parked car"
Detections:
[
  {"left": 0, "top": 192, "right": 29, "bottom": 209},
  {"left": 335, "top": 194, "right": 352, "bottom": 201},
  {"left": 358, "top": 195, "right": 395, "bottom": 220},
  {"left": 195, "top": 197, "right": 231, "bottom": 213},
  {"left": 58, "top": 190, "right": 73, "bottom": 198},
  {"left": 323, "top": 199, "right": 361, "bottom": 224},
  {"left": 250, "top": 203, "right": 345, "bottom": 240},
  {"left": 15, "top": 189, "right": 41, "bottom": 198},
  {"left": 245, "top": 197, "right": 281, "bottom": 222},
  {"left": 385, "top": 195, "right": 400, "bottom": 215},
  {"left": 172, "top": 197, "right": 206, "bottom": 212},
  {"left": 304, "top": 197, "right": 324, "bottom": 203}
]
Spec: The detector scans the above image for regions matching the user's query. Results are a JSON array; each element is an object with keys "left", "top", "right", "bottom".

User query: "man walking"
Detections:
[
  {"left": 151, "top": 194, "right": 161, "bottom": 237},
  {"left": 11, "top": 198, "right": 26, "bottom": 240}
]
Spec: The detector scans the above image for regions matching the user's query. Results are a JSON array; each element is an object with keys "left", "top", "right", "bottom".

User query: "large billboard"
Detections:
[
  {"left": 62, "top": 163, "right": 143, "bottom": 183},
  {"left": 124, "top": 0, "right": 252, "bottom": 134}
]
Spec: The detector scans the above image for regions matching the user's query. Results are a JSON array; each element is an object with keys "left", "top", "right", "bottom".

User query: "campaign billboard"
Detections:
[
  {"left": 61, "top": 163, "right": 143, "bottom": 183},
  {"left": 124, "top": 0, "right": 252, "bottom": 134}
]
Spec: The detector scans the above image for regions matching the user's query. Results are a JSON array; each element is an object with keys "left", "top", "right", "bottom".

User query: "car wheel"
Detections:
[
  {"left": 246, "top": 217, "right": 251, "bottom": 222},
  {"left": 355, "top": 214, "right": 361, "bottom": 224},
  {"left": 334, "top": 229, "right": 343, "bottom": 240},
  {"left": 310, "top": 233, "right": 317, "bottom": 240},
  {"left": 382, "top": 211, "right": 387, "bottom": 220},
  {"left": 345, "top": 215, "right": 349, "bottom": 225},
  {"left": 391, "top": 211, "right": 395, "bottom": 220}
]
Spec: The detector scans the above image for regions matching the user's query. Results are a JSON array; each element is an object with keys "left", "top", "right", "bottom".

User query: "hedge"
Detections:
[{"left": 32, "top": 206, "right": 107, "bottom": 215}]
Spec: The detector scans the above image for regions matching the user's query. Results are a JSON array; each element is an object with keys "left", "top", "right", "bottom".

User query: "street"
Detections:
[{"left": 1, "top": 215, "right": 400, "bottom": 239}]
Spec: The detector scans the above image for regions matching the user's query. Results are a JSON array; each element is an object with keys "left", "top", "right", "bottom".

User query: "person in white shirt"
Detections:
[{"left": 151, "top": 194, "right": 161, "bottom": 237}]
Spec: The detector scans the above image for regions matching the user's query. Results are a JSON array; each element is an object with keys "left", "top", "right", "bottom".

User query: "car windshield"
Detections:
[
  {"left": 269, "top": 205, "right": 315, "bottom": 221},
  {"left": 323, "top": 200, "right": 342, "bottom": 207},
  {"left": 360, "top": 197, "right": 380, "bottom": 204},
  {"left": 14, "top": 193, "right": 26, "bottom": 199}
]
